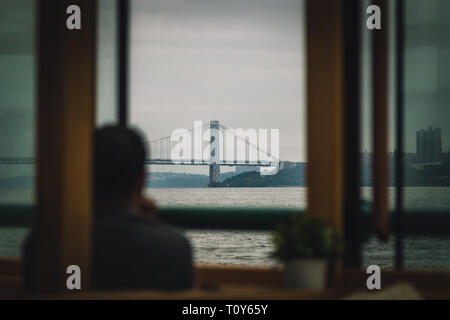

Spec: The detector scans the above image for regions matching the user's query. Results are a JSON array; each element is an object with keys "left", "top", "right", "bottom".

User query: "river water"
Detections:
[{"left": 1, "top": 187, "right": 450, "bottom": 269}]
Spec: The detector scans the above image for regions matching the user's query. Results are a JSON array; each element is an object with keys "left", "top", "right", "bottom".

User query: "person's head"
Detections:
[{"left": 94, "top": 125, "right": 147, "bottom": 208}]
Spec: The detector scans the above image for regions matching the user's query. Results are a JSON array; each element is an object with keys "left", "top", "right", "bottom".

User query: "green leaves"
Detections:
[{"left": 271, "top": 215, "right": 341, "bottom": 262}]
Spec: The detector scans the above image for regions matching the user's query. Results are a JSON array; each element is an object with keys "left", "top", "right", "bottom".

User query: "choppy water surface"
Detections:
[
  {"left": 1, "top": 187, "right": 450, "bottom": 269},
  {"left": 146, "top": 187, "right": 450, "bottom": 269}
]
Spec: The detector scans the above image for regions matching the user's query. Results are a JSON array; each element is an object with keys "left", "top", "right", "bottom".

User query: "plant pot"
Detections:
[{"left": 284, "top": 259, "right": 327, "bottom": 290}]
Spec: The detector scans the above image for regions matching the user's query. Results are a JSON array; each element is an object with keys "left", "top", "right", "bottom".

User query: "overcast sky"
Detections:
[
  {"left": 2, "top": 0, "right": 449, "bottom": 177},
  {"left": 129, "top": 0, "right": 306, "bottom": 172}
]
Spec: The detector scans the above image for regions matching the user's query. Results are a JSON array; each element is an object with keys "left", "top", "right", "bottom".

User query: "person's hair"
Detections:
[{"left": 94, "top": 125, "right": 147, "bottom": 202}]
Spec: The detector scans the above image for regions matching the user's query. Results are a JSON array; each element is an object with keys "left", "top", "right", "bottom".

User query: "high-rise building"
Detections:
[{"left": 416, "top": 127, "right": 442, "bottom": 163}]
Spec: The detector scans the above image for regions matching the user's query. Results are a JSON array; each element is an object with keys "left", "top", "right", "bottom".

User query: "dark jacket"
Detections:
[{"left": 23, "top": 209, "right": 194, "bottom": 292}]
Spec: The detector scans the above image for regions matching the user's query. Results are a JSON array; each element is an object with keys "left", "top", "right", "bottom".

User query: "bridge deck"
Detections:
[
  {"left": 145, "top": 160, "right": 276, "bottom": 166},
  {"left": 0, "top": 158, "right": 277, "bottom": 167}
]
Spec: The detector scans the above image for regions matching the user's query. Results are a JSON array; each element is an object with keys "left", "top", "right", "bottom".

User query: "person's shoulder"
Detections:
[
  {"left": 130, "top": 215, "right": 181, "bottom": 232},
  {"left": 131, "top": 217, "right": 190, "bottom": 247}
]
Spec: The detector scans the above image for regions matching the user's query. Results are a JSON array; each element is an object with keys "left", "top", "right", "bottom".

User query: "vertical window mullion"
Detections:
[
  {"left": 343, "top": 0, "right": 362, "bottom": 268},
  {"left": 117, "top": 0, "right": 130, "bottom": 126},
  {"left": 395, "top": 0, "right": 405, "bottom": 270}
]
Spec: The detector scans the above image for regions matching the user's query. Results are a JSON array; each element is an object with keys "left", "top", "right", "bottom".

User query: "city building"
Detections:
[{"left": 416, "top": 127, "right": 442, "bottom": 163}]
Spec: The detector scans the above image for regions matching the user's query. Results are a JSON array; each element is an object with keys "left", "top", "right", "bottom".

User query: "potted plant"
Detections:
[{"left": 271, "top": 215, "right": 341, "bottom": 290}]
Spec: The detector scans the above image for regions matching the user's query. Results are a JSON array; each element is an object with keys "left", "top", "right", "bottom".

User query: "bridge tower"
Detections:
[{"left": 209, "top": 120, "right": 221, "bottom": 186}]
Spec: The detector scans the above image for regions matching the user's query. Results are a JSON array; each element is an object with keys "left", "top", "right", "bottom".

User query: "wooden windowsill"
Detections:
[
  {"left": 37, "top": 286, "right": 336, "bottom": 300},
  {"left": 2, "top": 259, "right": 450, "bottom": 299}
]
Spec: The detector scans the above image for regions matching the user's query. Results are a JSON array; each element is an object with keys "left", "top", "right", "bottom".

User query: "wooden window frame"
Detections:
[{"left": 1, "top": 0, "right": 450, "bottom": 299}]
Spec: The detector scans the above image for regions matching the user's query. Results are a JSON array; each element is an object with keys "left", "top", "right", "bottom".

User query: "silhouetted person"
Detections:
[
  {"left": 23, "top": 126, "right": 193, "bottom": 292},
  {"left": 92, "top": 125, "right": 193, "bottom": 291}
]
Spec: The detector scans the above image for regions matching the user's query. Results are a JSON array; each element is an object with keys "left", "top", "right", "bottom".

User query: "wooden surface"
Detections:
[
  {"left": 306, "top": 0, "right": 344, "bottom": 234},
  {"left": 306, "top": 0, "right": 345, "bottom": 287},
  {"left": 36, "top": 0, "right": 97, "bottom": 293},
  {"left": 341, "top": 269, "right": 450, "bottom": 299},
  {"left": 1, "top": 260, "right": 450, "bottom": 299},
  {"left": 0, "top": 258, "right": 21, "bottom": 277},
  {"left": 195, "top": 264, "right": 284, "bottom": 289},
  {"left": 39, "top": 286, "right": 336, "bottom": 300}
]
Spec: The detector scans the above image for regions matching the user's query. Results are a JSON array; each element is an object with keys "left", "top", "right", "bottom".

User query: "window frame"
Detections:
[{"left": 1, "top": 0, "right": 450, "bottom": 295}]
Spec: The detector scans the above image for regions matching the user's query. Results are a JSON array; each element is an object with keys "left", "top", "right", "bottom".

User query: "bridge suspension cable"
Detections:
[
  {"left": 147, "top": 121, "right": 279, "bottom": 165},
  {"left": 1, "top": 122, "right": 279, "bottom": 166}
]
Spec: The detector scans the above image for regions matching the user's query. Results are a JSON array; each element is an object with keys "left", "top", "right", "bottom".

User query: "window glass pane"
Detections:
[
  {"left": 404, "top": 0, "right": 450, "bottom": 210},
  {"left": 97, "top": 0, "right": 118, "bottom": 125},
  {"left": 364, "top": 0, "right": 450, "bottom": 270},
  {"left": 402, "top": 0, "right": 450, "bottom": 269},
  {"left": 131, "top": 0, "right": 306, "bottom": 209},
  {"left": 360, "top": 0, "right": 398, "bottom": 268},
  {"left": 361, "top": 0, "right": 450, "bottom": 269},
  {"left": 0, "top": 0, "right": 35, "bottom": 257},
  {"left": 0, "top": 0, "right": 121, "bottom": 258},
  {"left": 130, "top": 0, "right": 305, "bottom": 265}
]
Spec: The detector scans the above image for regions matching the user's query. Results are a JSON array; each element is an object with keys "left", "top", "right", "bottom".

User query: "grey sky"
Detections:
[
  {"left": 1, "top": 0, "right": 450, "bottom": 177},
  {"left": 129, "top": 0, "right": 306, "bottom": 170}
]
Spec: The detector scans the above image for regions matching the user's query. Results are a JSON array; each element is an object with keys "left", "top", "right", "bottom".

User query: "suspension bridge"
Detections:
[{"left": 0, "top": 121, "right": 280, "bottom": 186}]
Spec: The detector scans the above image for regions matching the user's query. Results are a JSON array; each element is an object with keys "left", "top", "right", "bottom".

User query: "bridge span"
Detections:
[{"left": 0, "top": 121, "right": 281, "bottom": 186}]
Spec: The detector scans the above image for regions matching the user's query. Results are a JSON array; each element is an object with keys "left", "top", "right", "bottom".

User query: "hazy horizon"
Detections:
[{"left": 129, "top": 0, "right": 306, "bottom": 173}]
